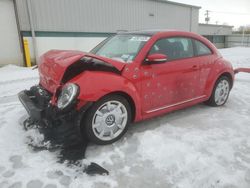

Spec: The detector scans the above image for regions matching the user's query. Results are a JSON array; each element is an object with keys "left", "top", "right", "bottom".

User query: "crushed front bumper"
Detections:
[
  {"left": 18, "top": 85, "right": 54, "bottom": 123},
  {"left": 18, "top": 85, "right": 91, "bottom": 126},
  {"left": 18, "top": 85, "right": 91, "bottom": 148},
  {"left": 18, "top": 85, "right": 109, "bottom": 175},
  {"left": 18, "top": 90, "right": 44, "bottom": 121}
]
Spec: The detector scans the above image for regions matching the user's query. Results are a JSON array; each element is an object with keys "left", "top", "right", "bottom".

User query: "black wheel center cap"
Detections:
[{"left": 105, "top": 114, "right": 115, "bottom": 126}]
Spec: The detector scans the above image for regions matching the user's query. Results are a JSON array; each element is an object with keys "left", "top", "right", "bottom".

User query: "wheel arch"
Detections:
[
  {"left": 206, "top": 71, "right": 234, "bottom": 99},
  {"left": 218, "top": 72, "right": 233, "bottom": 89},
  {"left": 95, "top": 91, "right": 136, "bottom": 122},
  {"left": 205, "top": 71, "right": 232, "bottom": 106}
]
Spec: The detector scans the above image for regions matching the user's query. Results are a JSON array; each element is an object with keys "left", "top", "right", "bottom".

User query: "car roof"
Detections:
[
  {"left": 118, "top": 29, "right": 190, "bottom": 36},
  {"left": 117, "top": 29, "right": 219, "bottom": 55}
]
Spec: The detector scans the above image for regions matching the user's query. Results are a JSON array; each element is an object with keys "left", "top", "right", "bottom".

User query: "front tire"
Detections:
[
  {"left": 205, "top": 76, "right": 231, "bottom": 107},
  {"left": 82, "top": 95, "right": 131, "bottom": 145}
]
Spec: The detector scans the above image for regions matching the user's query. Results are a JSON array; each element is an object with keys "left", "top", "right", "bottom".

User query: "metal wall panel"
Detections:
[
  {"left": 15, "top": 0, "right": 199, "bottom": 33},
  {"left": 0, "top": 0, "right": 23, "bottom": 66},
  {"left": 198, "top": 24, "right": 233, "bottom": 36}
]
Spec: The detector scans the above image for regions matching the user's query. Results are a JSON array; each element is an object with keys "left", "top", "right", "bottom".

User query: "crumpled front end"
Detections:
[
  {"left": 38, "top": 50, "right": 85, "bottom": 93},
  {"left": 18, "top": 86, "right": 85, "bottom": 146},
  {"left": 17, "top": 49, "right": 127, "bottom": 175},
  {"left": 18, "top": 85, "right": 85, "bottom": 125},
  {"left": 38, "top": 50, "right": 125, "bottom": 94},
  {"left": 19, "top": 50, "right": 125, "bottom": 136},
  {"left": 18, "top": 84, "right": 89, "bottom": 156},
  {"left": 17, "top": 84, "right": 92, "bottom": 140},
  {"left": 18, "top": 85, "right": 108, "bottom": 175}
]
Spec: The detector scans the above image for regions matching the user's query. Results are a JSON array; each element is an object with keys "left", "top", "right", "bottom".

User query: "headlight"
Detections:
[{"left": 57, "top": 83, "right": 79, "bottom": 110}]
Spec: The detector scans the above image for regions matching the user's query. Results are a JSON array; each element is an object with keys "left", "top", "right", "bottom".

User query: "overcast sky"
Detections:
[{"left": 169, "top": 0, "right": 250, "bottom": 29}]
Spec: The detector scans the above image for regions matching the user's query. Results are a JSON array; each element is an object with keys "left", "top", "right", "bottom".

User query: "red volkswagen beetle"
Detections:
[{"left": 19, "top": 30, "right": 234, "bottom": 145}]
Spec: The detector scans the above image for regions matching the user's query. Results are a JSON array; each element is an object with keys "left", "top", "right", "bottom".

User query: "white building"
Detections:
[
  {"left": 198, "top": 24, "right": 233, "bottom": 48},
  {"left": 0, "top": 0, "right": 234, "bottom": 66},
  {"left": 0, "top": 0, "right": 201, "bottom": 66}
]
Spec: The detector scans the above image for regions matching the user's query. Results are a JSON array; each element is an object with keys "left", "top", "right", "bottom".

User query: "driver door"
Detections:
[{"left": 140, "top": 37, "right": 200, "bottom": 114}]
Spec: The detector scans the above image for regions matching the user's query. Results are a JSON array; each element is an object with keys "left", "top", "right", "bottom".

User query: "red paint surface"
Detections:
[
  {"left": 38, "top": 31, "right": 234, "bottom": 122},
  {"left": 234, "top": 68, "right": 250, "bottom": 74}
]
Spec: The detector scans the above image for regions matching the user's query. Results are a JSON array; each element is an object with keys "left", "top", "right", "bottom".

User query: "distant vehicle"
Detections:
[{"left": 19, "top": 30, "right": 234, "bottom": 145}]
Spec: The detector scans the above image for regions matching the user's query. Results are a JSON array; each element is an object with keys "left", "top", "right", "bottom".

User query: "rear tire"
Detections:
[
  {"left": 205, "top": 76, "right": 231, "bottom": 107},
  {"left": 81, "top": 95, "right": 131, "bottom": 145}
]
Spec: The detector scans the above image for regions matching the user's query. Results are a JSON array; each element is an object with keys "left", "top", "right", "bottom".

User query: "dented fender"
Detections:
[{"left": 70, "top": 71, "right": 142, "bottom": 122}]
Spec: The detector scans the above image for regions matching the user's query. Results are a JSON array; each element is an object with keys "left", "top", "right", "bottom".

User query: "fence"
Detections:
[{"left": 226, "top": 34, "right": 250, "bottom": 47}]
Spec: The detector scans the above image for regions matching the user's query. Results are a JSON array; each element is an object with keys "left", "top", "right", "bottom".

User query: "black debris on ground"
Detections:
[
  {"left": 84, "top": 162, "right": 109, "bottom": 176},
  {"left": 23, "top": 117, "right": 109, "bottom": 176}
]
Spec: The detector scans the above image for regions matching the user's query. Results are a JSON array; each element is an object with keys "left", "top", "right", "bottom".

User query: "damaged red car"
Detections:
[{"left": 19, "top": 30, "right": 234, "bottom": 145}]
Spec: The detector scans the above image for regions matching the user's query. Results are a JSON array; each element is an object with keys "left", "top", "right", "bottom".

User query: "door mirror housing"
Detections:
[{"left": 145, "top": 53, "right": 168, "bottom": 64}]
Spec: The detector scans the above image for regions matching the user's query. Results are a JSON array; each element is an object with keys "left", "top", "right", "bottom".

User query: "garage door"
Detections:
[{"left": 0, "top": 0, "right": 23, "bottom": 66}]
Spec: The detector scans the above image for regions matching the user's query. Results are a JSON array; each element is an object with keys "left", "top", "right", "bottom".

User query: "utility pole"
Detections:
[{"left": 205, "top": 10, "right": 210, "bottom": 24}]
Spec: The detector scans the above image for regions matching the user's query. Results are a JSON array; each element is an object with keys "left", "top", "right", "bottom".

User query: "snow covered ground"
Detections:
[{"left": 0, "top": 47, "right": 250, "bottom": 188}]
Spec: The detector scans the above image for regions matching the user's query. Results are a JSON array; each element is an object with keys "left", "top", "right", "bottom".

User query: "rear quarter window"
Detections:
[{"left": 194, "top": 40, "right": 212, "bottom": 56}]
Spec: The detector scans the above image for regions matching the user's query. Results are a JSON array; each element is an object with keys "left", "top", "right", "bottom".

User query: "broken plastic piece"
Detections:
[{"left": 84, "top": 163, "right": 109, "bottom": 176}]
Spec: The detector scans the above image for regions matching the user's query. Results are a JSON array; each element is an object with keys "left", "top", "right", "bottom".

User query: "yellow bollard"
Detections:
[{"left": 23, "top": 39, "right": 32, "bottom": 67}]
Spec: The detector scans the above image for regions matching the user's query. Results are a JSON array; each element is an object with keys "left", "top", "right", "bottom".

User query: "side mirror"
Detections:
[{"left": 145, "top": 53, "right": 167, "bottom": 64}]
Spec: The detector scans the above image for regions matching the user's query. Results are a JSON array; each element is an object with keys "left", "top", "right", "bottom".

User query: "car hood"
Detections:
[{"left": 38, "top": 50, "right": 125, "bottom": 93}]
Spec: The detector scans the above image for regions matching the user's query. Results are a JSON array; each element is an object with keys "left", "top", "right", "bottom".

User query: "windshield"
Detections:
[{"left": 91, "top": 34, "right": 151, "bottom": 63}]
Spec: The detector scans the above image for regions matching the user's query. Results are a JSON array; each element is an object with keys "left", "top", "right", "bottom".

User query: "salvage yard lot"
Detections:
[{"left": 0, "top": 47, "right": 250, "bottom": 188}]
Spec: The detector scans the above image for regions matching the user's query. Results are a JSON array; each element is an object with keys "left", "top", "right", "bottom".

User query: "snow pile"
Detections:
[
  {"left": 0, "top": 65, "right": 39, "bottom": 98},
  {"left": 25, "top": 128, "right": 52, "bottom": 150},
  {"left": 220, "top": 47, "right": 250, "bottom": 68},
  {"left": 0, "top": 47, "right": 250, "bottom": 188},
  {"left": 0, "top": 65, "right": 38, "bottom": 83}
]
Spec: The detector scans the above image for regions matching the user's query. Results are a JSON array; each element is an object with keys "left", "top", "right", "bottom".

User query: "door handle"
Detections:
[{"left": 191, "top": 65, "right": 199, "bottom": 70}]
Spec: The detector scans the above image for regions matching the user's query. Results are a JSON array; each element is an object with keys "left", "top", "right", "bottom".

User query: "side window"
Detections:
[
  {"left": 194, "top": 40, "right": 212, "bottom": 56},
  {"left": 149, "top": 37, "right": 194, "bottom": 61}
]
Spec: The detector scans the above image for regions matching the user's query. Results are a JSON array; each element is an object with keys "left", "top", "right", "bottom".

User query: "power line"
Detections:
[{"left": 208, "top": 10, "right": 250, "bottom": 16}]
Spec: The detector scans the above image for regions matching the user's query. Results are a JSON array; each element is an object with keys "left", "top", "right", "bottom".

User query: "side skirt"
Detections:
[{"left": 145, "top": 95, "right": 207, "bottom": 114}]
